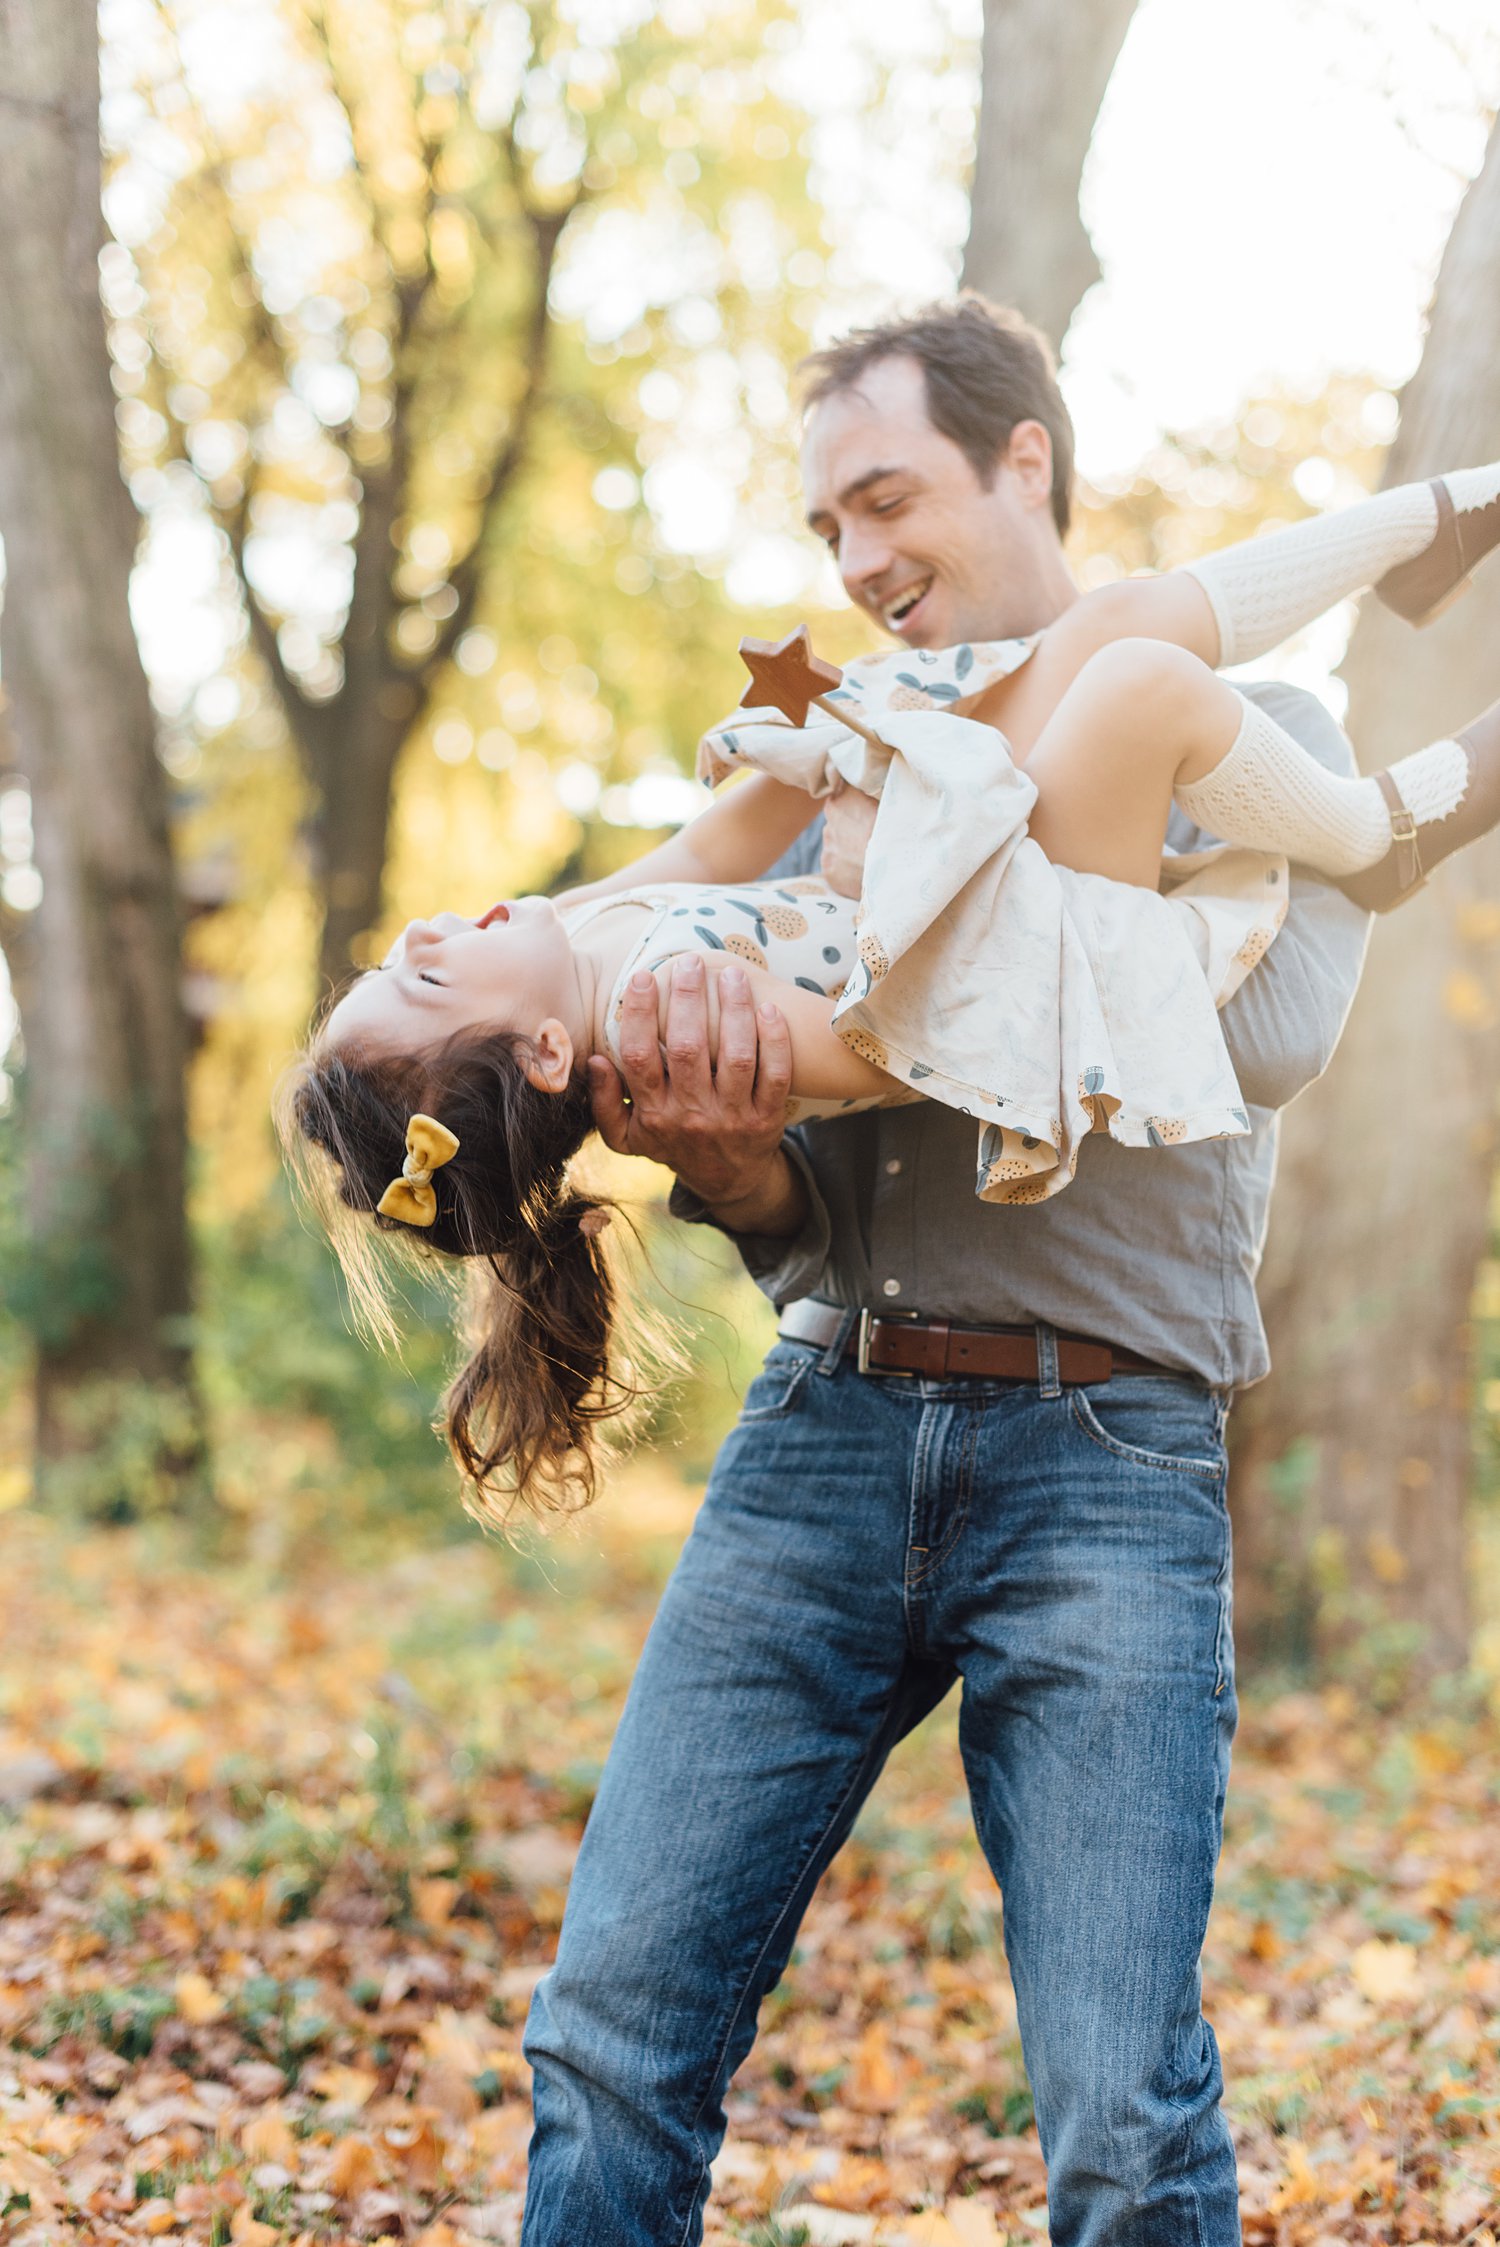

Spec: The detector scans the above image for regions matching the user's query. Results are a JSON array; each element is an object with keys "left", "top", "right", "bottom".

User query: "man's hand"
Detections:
[
  {"left": 588, "top": 956, "right": 807, "bottom": 1234},
  {"left": 820, "top": 780, "right": 877, "bottom": 899}
]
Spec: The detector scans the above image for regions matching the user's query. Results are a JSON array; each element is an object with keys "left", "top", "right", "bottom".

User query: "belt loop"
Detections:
[
  {"left": 818, "top": 1308, "right": 858, "bottom": 1377},
  {"left": 1035, "top": 1321, "right": 1062, "bottom": 1399}
]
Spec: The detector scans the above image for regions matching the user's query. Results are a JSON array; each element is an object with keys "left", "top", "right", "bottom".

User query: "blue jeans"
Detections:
[{"left": 522, "top": 1335, "right": 1239, "bottom": 2247}]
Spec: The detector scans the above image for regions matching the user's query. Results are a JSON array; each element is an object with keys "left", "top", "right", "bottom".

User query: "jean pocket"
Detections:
[
  {"left": 736, "top": 1344, "right": 815, "bottom": 1423},
  {"left": 1068, "top": 1381, "right": 1226, "bottom": 1479}
]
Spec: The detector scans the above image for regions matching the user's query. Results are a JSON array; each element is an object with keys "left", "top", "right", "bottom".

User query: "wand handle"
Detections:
[{"left": 811, "top": 692, "right": 885, "bottom": 751}]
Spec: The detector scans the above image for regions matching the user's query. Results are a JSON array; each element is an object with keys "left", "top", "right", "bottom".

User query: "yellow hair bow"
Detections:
[{"left": 377, "top": 1113, "right": 460, "bottom": 1228}]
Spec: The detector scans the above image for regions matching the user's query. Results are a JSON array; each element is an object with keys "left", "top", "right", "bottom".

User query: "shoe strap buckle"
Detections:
[{"left": 1375, "top": 772, "right": 1426, "bottom": 897}]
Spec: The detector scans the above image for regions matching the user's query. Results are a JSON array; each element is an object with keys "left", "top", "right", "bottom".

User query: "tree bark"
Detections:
[
  {"left": 310, "top": 703, "right": 411, "bottom": 1002},
  {"left": 1232, "top": 116, "right": 1500, "bottom": 1674},
  {"left": 960, "top": 0, "right": 1139, "bottom": 347},
  {"left": 0, "top": 0, "right": 200, "bottom": 1498},
  {"left": 171, "top": 42, "right": 573, "bottom": 1003}
]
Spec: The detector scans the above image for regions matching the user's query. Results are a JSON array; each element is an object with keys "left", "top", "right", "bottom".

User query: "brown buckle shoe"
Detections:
[
  {"left": 1333, "top": 716, "right": 1500, "bottom": 913},
  {"left": 1377, "top": 478, "right": 1500, "bottom": 626},
  {"left": 1334, "top": 771, "right": 1426, "bottom": 913}
]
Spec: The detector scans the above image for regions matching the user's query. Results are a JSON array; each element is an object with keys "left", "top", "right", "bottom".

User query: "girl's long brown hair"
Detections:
[{"left": 279, "top": 1027, "right": 644, "bottom": 1525}]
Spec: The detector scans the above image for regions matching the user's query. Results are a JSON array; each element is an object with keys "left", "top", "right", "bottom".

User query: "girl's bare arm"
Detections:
[{"left": 648, "top": 953, "right": 891, "bottom": 1104}]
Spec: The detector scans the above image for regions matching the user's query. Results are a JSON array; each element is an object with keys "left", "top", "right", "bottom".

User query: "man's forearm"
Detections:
[
  {"left": 695, "top": 1145, "right": 810, "bottom": 1240},
  {"left": 557, "top": 776, "right": 818, "bottom": 911},
  {"left": 553, "top": 828, "right": 712, "bottom": 910}
]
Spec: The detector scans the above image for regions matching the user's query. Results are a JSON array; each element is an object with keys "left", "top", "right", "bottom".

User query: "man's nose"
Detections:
[{"left": 838, "top": 521, "right": 896, "bottom": 603}]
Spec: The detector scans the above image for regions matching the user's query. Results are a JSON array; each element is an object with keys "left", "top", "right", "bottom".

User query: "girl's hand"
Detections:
[{"left": 820, "top": 780, "right": 877, "bottom": 898}]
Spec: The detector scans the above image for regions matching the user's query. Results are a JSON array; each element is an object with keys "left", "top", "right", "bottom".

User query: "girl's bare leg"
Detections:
[
  {"left": 1014, "top": 638, "right": 1500, "bottom": 914},
  {"left": 963, "top": 578, "right": 1220, "bottom": 759},
  {"left": 1019, "top": 641, "right": 1242, "bottom": 887},
  {"left": 968, "top": 459, "right": 1500, "bottom": 756}
]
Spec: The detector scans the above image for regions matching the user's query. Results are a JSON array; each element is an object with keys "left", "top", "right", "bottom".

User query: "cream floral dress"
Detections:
[
  {"left": 563, "top": 881, "right": 913, "bottom": 1128},
  {"left": 693, "top": 638, "right": 1288, "bottom": 1205}
]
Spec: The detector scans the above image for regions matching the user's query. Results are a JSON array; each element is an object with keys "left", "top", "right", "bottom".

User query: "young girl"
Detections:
[{"left": 283, "top": 462, "right": 1500, "bottom": 1516}]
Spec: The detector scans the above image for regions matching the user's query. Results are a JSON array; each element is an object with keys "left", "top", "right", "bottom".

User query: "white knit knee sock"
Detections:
[
  {"left": 1175, "top": 695, "right": 1470, "bottom": 873},
  {"left": 1181, "top": 463, "right": 1500, "bottom": 666},
  {"left": 1183, "top": 486, "right": 1436, "bottom": 667}
]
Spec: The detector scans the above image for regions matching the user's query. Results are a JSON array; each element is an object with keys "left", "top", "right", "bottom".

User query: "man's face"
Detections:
[{"left": 800, "top": 354, "right": 1061, "bottom": 648}]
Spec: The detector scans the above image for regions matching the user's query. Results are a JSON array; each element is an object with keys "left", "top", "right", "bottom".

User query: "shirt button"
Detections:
[
  {"left": 884, "top": 1159, "right": 902, "bottom": 1176},
  {"left": 882, "top": 1278, "right": 902, "bottom": 1298}
]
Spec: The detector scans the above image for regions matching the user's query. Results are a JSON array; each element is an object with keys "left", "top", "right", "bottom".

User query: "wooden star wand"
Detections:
[{"left": 737, "top": 626, "right": 886, "bottom": 751}]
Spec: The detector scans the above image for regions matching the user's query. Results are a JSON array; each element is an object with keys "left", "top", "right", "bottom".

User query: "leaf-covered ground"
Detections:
[{"left": 3, "top": 1485, "right": 1500, "bottom": 2247}]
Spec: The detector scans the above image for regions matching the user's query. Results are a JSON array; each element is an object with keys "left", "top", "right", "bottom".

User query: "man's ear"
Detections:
[
  {"left": 521, "top": 1019, "right": 576, "bottom": 1094},
  {"left": 1002, "top": 418, "right": 1055, "bottom": 512}
]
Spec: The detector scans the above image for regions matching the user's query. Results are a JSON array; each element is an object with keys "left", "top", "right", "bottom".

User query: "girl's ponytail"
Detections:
[
  {"left": 280, "top": 1027, "right": 648, "bottom": 1525},
  {"left": 447, "top": 1187, "right": 631, "bottom": 1522}
]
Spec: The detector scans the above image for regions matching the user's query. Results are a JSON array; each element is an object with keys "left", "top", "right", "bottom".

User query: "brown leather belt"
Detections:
[{"left": 778, "top": 1298, "right": 1176, "bottom": 1384}]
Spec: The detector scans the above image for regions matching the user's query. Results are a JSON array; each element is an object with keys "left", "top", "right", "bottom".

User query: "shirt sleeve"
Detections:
[
  {"left": 1166, "top": 680, "right": 1371, "bottom": 1111},
  {"left": 666, "top": 1132, "right": 834, "bottom": 1309},
  {"left": 663, "top": 811, "right": 835, "bottom": 1308}
]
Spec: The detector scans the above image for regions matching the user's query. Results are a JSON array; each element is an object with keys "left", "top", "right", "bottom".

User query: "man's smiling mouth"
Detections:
[{"left": 883, "top": 577, "right": 933, "bottom": 631}]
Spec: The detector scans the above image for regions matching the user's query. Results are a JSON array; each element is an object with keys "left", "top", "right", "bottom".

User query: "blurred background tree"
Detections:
[
  {"left": 961, "top": 0, "right": 1137, "bottom": 344},
  {"left": 1232, "top": 111, "right": 1500, "bottom": 1675},
  {"left": 14, "top": 0, "right": 846, "bottom": 1537},
  {"left": 958, "top": 0, "right": 1500, "bottom": 1674},
  {"left": 0, "top": 0, "right": 201, "bottom": 1508},
  {"left": 117, "top": 0, "right": 824, "bottom": 1000}
]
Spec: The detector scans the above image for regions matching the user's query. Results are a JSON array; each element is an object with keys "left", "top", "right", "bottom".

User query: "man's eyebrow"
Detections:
[{"left": 805, "top": 465, "right": 913, "bottom": 524}]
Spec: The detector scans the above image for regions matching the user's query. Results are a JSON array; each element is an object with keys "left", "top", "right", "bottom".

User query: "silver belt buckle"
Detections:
[{"left": 856, "top": 1307, "right": 920, "bottom": 1376}]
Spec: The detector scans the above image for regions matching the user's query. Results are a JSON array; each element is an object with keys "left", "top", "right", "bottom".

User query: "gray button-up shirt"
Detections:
[{"left": 673, "top": 682, "right": 1370, "bottom": 1392}]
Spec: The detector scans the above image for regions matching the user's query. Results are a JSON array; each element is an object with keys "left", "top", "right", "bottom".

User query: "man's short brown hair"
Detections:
[{"left": 799, "top": 295, "right": 1075, "bottom": 539}]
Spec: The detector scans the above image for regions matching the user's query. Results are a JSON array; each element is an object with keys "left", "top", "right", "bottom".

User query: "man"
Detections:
[{"left": 520, "top": 298, "right": 1370, "bottom": 2246}]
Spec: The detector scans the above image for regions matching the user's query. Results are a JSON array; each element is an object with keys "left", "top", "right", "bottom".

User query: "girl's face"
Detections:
[{"left": 325, "top": 900, "right": 582, "bottom": 1064}]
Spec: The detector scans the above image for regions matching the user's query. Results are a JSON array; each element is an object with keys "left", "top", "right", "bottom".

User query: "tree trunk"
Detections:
[
  {"left": 1232, "top": 116, "right": 1500, "bottom": 1674},
  {"left": 312, "top": 705, "right": 411, "bottom": 1002},
  {"left": 960, "top": 0, "right": 1139, "bottom": 347},
  {"left": 0, "top": 0, "right": 201, "bottom": 1504}
]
